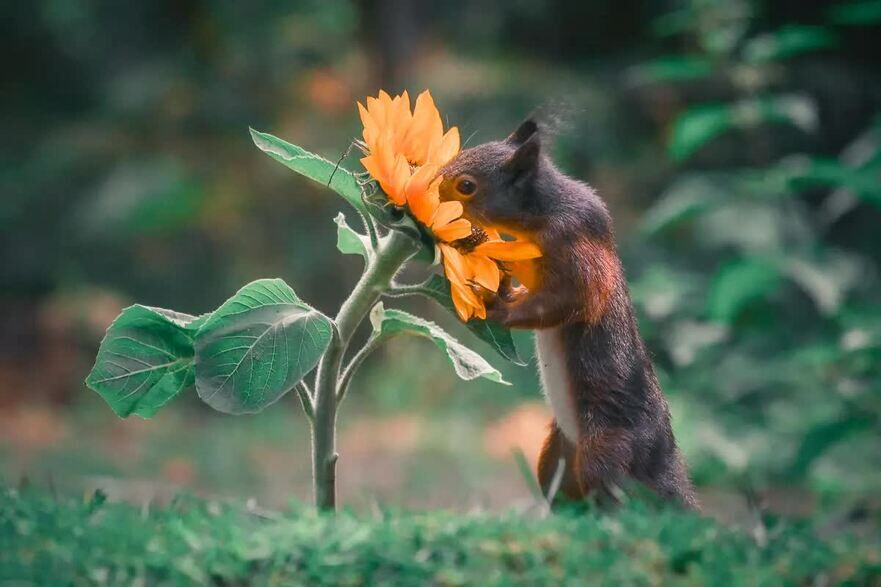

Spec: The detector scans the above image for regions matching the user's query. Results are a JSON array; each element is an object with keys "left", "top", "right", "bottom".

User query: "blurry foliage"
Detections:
[{"left": 628, "top": 0, "right": 881, "bottom": 504}]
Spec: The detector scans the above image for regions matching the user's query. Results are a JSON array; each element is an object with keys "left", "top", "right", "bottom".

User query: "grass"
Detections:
[{"left": 2, "top": 488, "right": 878, "bottom": 586}]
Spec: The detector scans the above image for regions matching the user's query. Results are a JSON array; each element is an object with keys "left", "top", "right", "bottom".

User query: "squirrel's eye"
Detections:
[{"left": 455, "top": 177, "right": 477, "bottom": 197}]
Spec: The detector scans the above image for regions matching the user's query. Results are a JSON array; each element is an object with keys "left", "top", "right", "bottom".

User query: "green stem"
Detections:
[
  {"left": 310, "top": 229, "right": 418, "bottom": 511},
  {"left": 337, "top": 333, "right": 383, "bottom": 405}
]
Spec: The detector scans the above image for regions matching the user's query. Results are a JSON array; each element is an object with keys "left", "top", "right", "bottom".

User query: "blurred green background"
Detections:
[{"left": 2, "top": 0, "right": 880, "bottom": 527}]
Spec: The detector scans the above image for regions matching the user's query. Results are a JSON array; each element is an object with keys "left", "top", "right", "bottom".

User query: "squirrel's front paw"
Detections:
[{"left": 484, "top": 296, "right": 513, "bottom": 325}]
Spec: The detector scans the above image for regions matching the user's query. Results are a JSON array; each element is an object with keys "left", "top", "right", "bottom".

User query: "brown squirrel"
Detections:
[{"left": 439, "top": 119, "right": 699, "bottom": 509}]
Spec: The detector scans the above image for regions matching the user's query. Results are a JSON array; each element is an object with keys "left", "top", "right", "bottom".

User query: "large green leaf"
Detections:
[
  {"left": 249, "top": 129, "right": 367, "bottom": 215},
  {"left": 411, "top": 274, "right": 525, "bottom": 365},
  {"left": 370, "top": 303, "right": 508, "bottom": 384},
  {"left": 706, "top": 258, "right": 781, "bottom": 323},
  {"left": 195, "top": 279, "right": 333, "bottom": 414},
  {"left": 85, "top": 305, "right": 196, "bottom": 418}
]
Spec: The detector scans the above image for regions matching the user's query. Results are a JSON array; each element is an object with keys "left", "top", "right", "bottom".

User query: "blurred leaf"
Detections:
[
  {"left": 630, "top": 56, "right": 713, "bottom": 84},
  {"left": 195, "top": 279, "right": 333, "bottom": 414},
  {"left": 85, "top": 305, "right": 195, "bottom": 418},
  {"left": 786, "top": 159, "right": 881, "bottom": 207},
  {"left": 249, "top": 129, "right": 368, "bottom": 215},
  {"left": 780, "top": 253, "right": 862, "bottom": 315},
  {"left": 80, "top": 160, "right": 203, "bottom": 237},
  {"left": 641, "top": 175, "right": 725, "bottom": 235},
  {"left": 830, "top": 0, "right": 881, "bottom": 25},
  {"left": 651, "top": 8, "right": 695, "bottom": 37},
  {"left": 416, "top": 274, "right": 525, "bottom": 365},
  {"left": 669, "top": 103, "right": 733, "bottom": 162},
  {"left": 333, "top": 212, "right": 370, "bottom": 258},
  {"left": 670, "top": 96, "right": 818, "bottom": 161},
  {"left": 370, "top": 303, "right": 508, "bottom": 385},
  {"left": 789, "top": 415, "right": 874, "bottom": 478},
  {"left": 666, "top": 320, "right": 728, "bottom": 367},
  {"left": 742, "top": 26, "right": 837, "bottom": 63},
  {"left": 706, "top": 258, "right": 781, "bottom": 322}
]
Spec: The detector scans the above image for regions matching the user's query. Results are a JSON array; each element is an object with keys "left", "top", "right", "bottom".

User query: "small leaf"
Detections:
[
  {"left": 669, "top": 103, "right": 734, "bottom": 161},
  {"left": 249, "top": 129, "right": 367, "bottom": 215},
  {"left": 370, "top": 303, "right": 508, "bottom": 384},
  {"left": 414, "top": 274, "right": 525, "bottom": 366},
  {"left": 706, "top": 258, "right": 781, "bottom": 323},
  {"left": 742, "top": 26, "right": 836, "bottom": 63},
  {"left": 333, "top": 212, "right": 370, "bottom": 258},
  {"left": 640, "top": 175, "right": 725, "bottom": 235},
  {"left": 629, "top": 56, "right": 713, "bottom": 84},
  {"left": 195, "top": 279, "right": 333, "bottom": 414},
  {"left": 85, "top": 305, "right": 196, "bottom": 418}
]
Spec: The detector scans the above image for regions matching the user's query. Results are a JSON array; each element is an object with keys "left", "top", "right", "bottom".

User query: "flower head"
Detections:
[{"left": 358, "top": 90, "right": 542, "bottom": 321}]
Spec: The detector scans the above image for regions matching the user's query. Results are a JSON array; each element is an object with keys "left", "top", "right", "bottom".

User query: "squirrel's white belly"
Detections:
[{"left": 534, "top": 328, "right": 579, "bottom": 442}]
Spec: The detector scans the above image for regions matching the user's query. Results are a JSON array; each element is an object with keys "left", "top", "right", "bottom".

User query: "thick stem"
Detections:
[{"left": 310, "top": 229, "right": 418, "bottom": 511}]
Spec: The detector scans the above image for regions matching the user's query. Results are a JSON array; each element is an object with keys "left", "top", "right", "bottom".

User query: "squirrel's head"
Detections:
[{"left": 439, "top": 119, "right": 548, "bottom": 232}]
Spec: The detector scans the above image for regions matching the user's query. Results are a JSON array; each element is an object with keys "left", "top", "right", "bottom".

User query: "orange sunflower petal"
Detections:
[
  {"left": 387, "top": 154, "right": 411, "bottom": 205},
  {"left": 467, "top": 254, "right": 501, "bottom": 293},
  {"left": 439, "top": 244, "right": 468, "bottom": 286},
  {"left": 449, "top": 283, "right": 474, "bottom": 321},
  {"left": 432, "top": 218, "right": 472, "bottom": 242},
  {"left": 428, "top": 127, "right": 460, "bottom": 167},
  {"left": 509, "top": 259, "right": 540, "bottom": 290},
  {"left": 404, "top": 90, "right": 444, "bottom": 164},
  {"left": 431, "top": 201, "right": 464, "bottom": 229},
  {"left": 473, "top": 239, "right": 543, "bottom": 261},
  {"left": 406, "top": 173, "right": 440, "bottom": 226},
  {"left": 358, "top": 102, "right": 379, "bottom": 145}
]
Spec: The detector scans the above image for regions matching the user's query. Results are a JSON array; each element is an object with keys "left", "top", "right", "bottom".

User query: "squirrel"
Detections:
[{"left": 439, "top": 119, "right": 699, "bottom": 510}]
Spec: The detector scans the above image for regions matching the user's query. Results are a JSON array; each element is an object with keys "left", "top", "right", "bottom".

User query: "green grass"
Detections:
[{"left": 2, "top": 488, "right": 878, "bottom": 586}]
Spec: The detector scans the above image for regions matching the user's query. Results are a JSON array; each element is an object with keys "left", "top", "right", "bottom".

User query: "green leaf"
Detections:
[
  {"left": 333, "top": 212, "right": 370, "bottom": 258},
  {"left": 785, "top": 158, "right": 881, "bottom": 207},
  {"left": 742, "top": 26, "right": 836, "bottom": 63},
  {"left": 415, "top": 274, "right": 525, "bottom": 366},
  {"left": 370, "top": 303, "right": 508, "bottom": 385},
  {"left": 670, "top": 96, "right": 817, "bottom": 161},
  {"left": 630, "top": 56, "right": 714, "bottom": 84},
  {"left": 85, "top": 305, "right": 196, "bottom": 418},
  {"left": 788, "top": 415, "right": 874, "bottom": 478},
  {"left": 640, "top": 175, "right": 725, "bottom": 235},
  {"left": 194, "top": 279, "right": 333, "bottom": 414},
  {"left": 249, "top": 129, "right": 367, "bottom": 215},
  {"left": 706, "top": 258, "right": 781, "bottom": 323},
  {"left": 669, "top": 103, "right": 734, "bottom": 161}
]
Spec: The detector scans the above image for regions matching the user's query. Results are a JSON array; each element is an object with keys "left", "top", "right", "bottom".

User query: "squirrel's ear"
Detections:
[
  {"left": 506, "top": 119, "right": 538, "bottom": 145},
  {"left": 504, "top": 134, "right": 540, "bottom": 178}
]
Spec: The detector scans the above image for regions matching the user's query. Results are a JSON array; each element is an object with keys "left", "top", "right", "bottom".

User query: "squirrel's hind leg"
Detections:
[{"left": 536, "top": 421, "right": 582, "bottom": 504}]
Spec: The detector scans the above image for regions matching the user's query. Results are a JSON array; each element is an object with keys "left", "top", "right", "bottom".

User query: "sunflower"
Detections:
[
  {"left": 440, "top": 234, "right": 542, "bottom": 321},
  {"left": 357, "top": 90, "right": 542, "bottom": 321}
]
